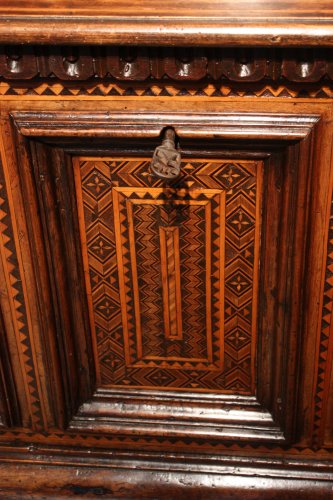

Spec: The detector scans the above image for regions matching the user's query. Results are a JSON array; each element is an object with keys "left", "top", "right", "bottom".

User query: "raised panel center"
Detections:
[{"left": 159, "top": 225, "right": 182, "bottom": 341}]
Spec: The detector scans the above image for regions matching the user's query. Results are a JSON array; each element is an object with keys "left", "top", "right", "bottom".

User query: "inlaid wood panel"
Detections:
[
  {"left": 6, "top": 109, "right": 323, "bottom": 447},
  {"left": 0, "top": 0, "right": 333, "bottom": 489},
  {"left": 74, "top": 158, "right": 262, "bottom": 393}
]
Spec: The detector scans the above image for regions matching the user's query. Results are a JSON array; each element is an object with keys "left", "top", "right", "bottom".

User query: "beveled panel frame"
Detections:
[{"left": 10, "top": 110, "right": 320, "bottom": 444}]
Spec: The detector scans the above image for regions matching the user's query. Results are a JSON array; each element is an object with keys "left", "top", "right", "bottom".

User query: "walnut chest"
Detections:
[{"left": 0, "top": 1, "right": 332, "bottom": 497}]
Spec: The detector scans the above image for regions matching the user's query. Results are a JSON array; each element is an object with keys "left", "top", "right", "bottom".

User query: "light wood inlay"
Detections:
[
  {"left": 159, "top": 226, "right": 182, "bottom": 341},
  {"left": 73, "top": 158, "right": 261, "bottom": 392}
]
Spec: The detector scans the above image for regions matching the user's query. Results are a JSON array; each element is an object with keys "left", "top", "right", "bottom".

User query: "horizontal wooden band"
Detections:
[
  {"left": 1, "top": 46, "right": 333, "bottom": 83},
  {"left": 1, "top": 18, "right": 333, "bottom": 47},
  {"left": 11, "top": 111, "right": 319, "bottom": 140}
]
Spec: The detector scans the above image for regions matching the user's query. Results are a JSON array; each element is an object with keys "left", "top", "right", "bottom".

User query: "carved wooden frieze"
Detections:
[{"left": 0, "top": 47, "right": 333, "bottom": 83}]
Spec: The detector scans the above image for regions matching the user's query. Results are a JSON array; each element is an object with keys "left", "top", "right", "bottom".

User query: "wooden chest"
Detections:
[{"left": 0, "top": 1, "right": 332, "bottom": 497}]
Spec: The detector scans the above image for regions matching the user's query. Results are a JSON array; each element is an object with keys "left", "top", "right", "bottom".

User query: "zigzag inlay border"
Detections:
[
  {"left": 1, "top": 81, "right": 333, "bottom": 99},
  {"left": 0, "top": 157, "right": 43, "bottom": 430},
  {"left": 313, "top": 191, "right": 333, "bottom": 446}
]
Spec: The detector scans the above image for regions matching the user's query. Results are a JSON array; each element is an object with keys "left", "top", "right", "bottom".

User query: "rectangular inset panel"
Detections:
[
  {"left": 159, "top": 225, "right": 182, "bottom": 341},
  {"left": 74, "top": 158, "right": 262, "bottom": 394},
  {"left": 113, "top": 187, "right": 223, "bottom": 371}
]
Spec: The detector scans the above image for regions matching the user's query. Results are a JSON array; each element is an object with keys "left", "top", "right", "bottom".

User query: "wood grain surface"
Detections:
[
  {"left": 1, "top": 0, "right": 333, "bottom": 45},
  {"left": 1, "top": 0, "right": 333, "bottom": 17}
]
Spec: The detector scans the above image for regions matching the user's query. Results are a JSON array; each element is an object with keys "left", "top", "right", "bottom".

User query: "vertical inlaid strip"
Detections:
[{"left": 160, "top": 226, "right": 182, "bottom": 340}]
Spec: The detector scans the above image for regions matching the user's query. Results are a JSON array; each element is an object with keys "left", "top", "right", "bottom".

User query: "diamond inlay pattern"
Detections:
[{"left": 74, "top": 158, "right": 262, "bottom": 393}]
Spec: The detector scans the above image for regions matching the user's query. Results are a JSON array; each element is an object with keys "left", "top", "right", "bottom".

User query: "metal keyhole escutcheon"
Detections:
[{"left": 150, "top": 128, "right": 181, "bottom": 181}]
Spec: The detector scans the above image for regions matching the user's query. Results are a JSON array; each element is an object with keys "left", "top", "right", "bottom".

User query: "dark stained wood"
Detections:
[
  {"left": 0, "top": 458, "right": 331, "bottom": 499},
  {"left": 1, "top": 47, "right": 333, "bottom": 82}
]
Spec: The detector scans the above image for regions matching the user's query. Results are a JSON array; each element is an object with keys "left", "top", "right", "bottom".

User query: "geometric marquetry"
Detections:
[
  {"left": 0, "top": 0, "right": 332, "bottom": 490},
  {"left": 74, "top": 158, "right": 262, "bottom": 393}
]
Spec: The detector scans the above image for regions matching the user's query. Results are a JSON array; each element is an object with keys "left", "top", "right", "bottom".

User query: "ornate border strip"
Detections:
[
  {"left": 0, "top": 157, "right": 43, "bottom": 430},
  {"left": 313, "top": 191, "right": 333, "bottom": 446},
  {"left": 2, "top": 81, "right": 333, "bottom": 99},
  {"left": 2, "top": 16, "right": 333, "bottom": 48}
]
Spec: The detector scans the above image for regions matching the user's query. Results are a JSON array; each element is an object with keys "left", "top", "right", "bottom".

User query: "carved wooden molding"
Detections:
[
  {"left": 1, "top": 47, "right": 333, "bottom": 83},
  {"left": 1, "top": 18, "right": 333, "bottom": 47},
  {"left": 0, "top": 450, "right": 332, "bottom": 498},
  {"left": 12, "top": 111, "right": 318, "bottom": 139}
]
